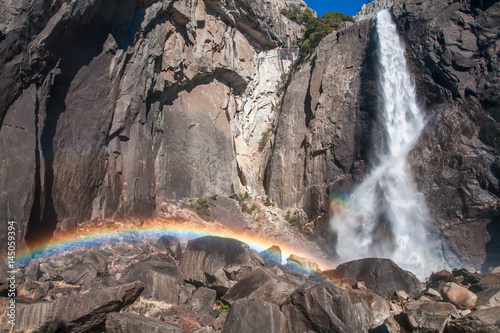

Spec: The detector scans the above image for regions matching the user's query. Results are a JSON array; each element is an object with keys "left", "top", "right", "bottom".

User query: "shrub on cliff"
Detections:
[{"left": 300, "top": 12, "right": 355, "bottom": 58}]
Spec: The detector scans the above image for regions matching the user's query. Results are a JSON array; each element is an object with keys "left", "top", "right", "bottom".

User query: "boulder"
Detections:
[
  {"left": 441, "top": 282, "right": 478, "bottom": 310},
  {"left": 326, "top": 258, "right": 423, "bottom": 299},
  {"left": 83, "top": 251, "right": 108, "bottom": 275},
  {"left": 281, "top": 281, "right": 370, "bottom": 332},
  {"left": 475, "top": 287, "right": 500, "bottom": 309},
  {"left": 193, "top": 327, "right": 216, "bottom": 333},
  {"left": 120, "top": 259, "right": 185, "bottom": 305},
  {"left": 222, "top": 267, "right": 299, "bottom": 306},
  {"left": 349, "top": 289, "right": 391, "bottom": 330},
  {"left": 106, "top": 312, "right": 182, "bottom": 333},
  {"left": 402, "top": 300, "right": 457, "bottom": 332},
  {"left": 179, "top": 236, "right": 263, "bottom": 293},
  {"left": 188, "top": 287, "right": 218, "bottom": 319},
  {"left": 445, "top": 306, "right": 500, "bottom": 333},
  {"left": 214, "top": 312, "right": 228, "bottom": 330},
  {"left": 157, "top": 235, "right": 183, "bottom": 260},
  {"left": 25, "top": 259, "right": 42, "bottom": 281},
  {"left": 221, "top": 298, "right": 286, "bottom": 333},
  {"left": 14, "top": 281, "right": 144, "bottom": 332},
  {"left": 62, "top": 263, "right": 98, "bottom": 285},
  {"left": 430, "top": 270, "right": 455, "bottom": 283},
  {"left": 285, "top": 254, "right": 320, "bottom": 274},
  {"left": 259, "top": 245, "right": 282, "bottom": 267}
]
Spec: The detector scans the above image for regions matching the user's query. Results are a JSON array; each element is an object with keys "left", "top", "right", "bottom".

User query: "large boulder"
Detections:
[
  {"left": 222, "top": 267, "right": 299, "bottom": 306},
  {"left": 348, "top": 289, "right": 391, "bottom": 330},
  {"left": 281, "top": 281, "right": 370, "bottom": 333},
  {"left": 259, "top": 245, "right": 282, "bottom": 267},
  {"left": 13, "top": 281, "right": 144, "bottom": 332},
  {"left": 285, "top": 254, "right": 320, "bottom": 274},
  {"left": 441, "top": 282, "right": 478, "bottom": 310},
  {"left": 179, "top": 236, "right": 263, "bottom": 293},
  {"left": 120, "top": 259, "right": 185, "bottom": 305},
  {"left": 106, "top": 312, "right": 182, "bottom": 333},
  {"left": 83, "top": 251, "right": 108, "bottom": 275},
  {"left": 221, "top": 298, "right": 286, "bottom": 333},
  {"left": 326, "top": 258, "right": 423, "bottom": 299}
]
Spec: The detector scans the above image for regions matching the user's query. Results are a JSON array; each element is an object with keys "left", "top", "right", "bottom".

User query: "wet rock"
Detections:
[
  {"left": 83, "top": 251, "right": 108, "bottom": 275},
  {"left": 15, "top": 281, "right": 144, "bottom": 332},
  {"left": 179, "top": 236, "right": 263, "bottom": 293},
  {"left": 402, "top": 300, "right": 457, "bottom": 332},
  {"left": 221, "top": 298, "right": 286, "bottom": 333},
  {"left": 445, "top": 306, "right": 500, "bottom": 332},
  {"left": 282, "top": 281, "right": 369, "bottom": 332},
  {"left": 222, "top": 267, "right": 299, "bottom": 306},
  {"left": 157, "top": 235, "right": 182, "bottom": 260},
  {"left": 326, "top": 258, "right": 423, "bottom": 299},
  {"left": 106, "top": 312, "right": 182, "bottom": 333},
  {"left": 62, "top": 263, "right": 98, "bottom": 286},
  {"left": 120, "top": 259, "right": 185, "bottom": 305},
  {"left": 285, "top": 254, "right": 320, "bottom": 274},
  {"left": 442, "top": 282, "right": 478, "bottom": 310}
]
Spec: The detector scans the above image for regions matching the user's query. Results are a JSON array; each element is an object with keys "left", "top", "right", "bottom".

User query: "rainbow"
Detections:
[{"left": 13, "top": 219, "right": 334, "bottom": 272}]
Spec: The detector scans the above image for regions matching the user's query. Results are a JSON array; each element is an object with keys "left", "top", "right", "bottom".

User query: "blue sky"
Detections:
[{"left": 304, "top": 0, "right": 369, "bottom": 16}]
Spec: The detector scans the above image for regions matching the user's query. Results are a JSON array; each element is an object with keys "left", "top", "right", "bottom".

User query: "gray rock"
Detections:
[
  {"left": 120, "top": 259, "right": 185, "bottom": 305},
  {"left": 259, "top": 245, "right": 282, "bottom": 267},
  {"left": 106, "top": 312, "right": 182, "bottom": 333},
  {"left": 281, "top": 281, "right": 369, "bottom": 333},
  {"left": 0, "top": 258, "right": 9, "bottom": 294},
  {"left": 62, "top": 263, "right": 98, "bottom": 286},
  {"left": 179, "top": 236, "right": 264, "bottom": 293},
  {"left": 15, "top": 281, "right": 144, "bottom": 332},
  {"left": 188, "top": 287, "right": 218, "bottom": 318},
  {"left": 222, "top": 267, "right": 299, "bottom": 306},
  {"left": 403, "top": 300, "right": 457, "bottom": 332},
  {"left": 157, "top": 235, "right": 182, "bottom": 260},
  {"left": 83, "top": 251, "right": 108, "bottom": 275},
  {"left": 349, "top": 289, "right": 391, "bottom": 330},
  {"left": 445, "top": 306, "right": 500, "bottom": 333},
  {"left": 221, "top": 298, "right": 286, "bottom": 333},
  {"left": 326, "top": 258, "right": 424, "bottom": 299}
]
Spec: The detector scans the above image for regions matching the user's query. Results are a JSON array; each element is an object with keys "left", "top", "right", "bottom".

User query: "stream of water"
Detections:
[{"left": 330, "top": 10, "right": 444, "bottom": 279}]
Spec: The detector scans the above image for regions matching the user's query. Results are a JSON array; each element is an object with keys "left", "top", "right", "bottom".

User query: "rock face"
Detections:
[
  {"left": 221, "top": 298, "right": 286, "bottom": 333},
  {"left": 354, "top": 0, "right": 394, "bottom": 21},
  {"left": 0, "top": 0, "right": 305, "bottom": 253},
  {"left": 392, "top": 0, "right": 500, "bottom": 270},
  {"left": 264, "top": 18, "right": 375, "bottom": 221}
]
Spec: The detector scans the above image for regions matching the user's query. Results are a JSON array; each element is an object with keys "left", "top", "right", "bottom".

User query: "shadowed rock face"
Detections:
[
  {"left": 221, "top": 298, "right": 286, "bottom": 333},
  {"left": 0, "top": 0, "right": 305, "bottom": 253},
  {"left": 106, "top": 312, "right": 183, "bottom": 333},
  {"left": 392, "top": 0, "right": 500, "bottom": 270}
]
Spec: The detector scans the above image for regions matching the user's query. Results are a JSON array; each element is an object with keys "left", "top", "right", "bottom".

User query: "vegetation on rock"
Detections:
[{"left": 189, "top": 198, "right": 211, "bottom": 217}]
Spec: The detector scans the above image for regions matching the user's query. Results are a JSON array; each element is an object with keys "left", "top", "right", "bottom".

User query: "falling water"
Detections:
[{"left": 330, "top": 10, "right": 443, "bottom": 279}]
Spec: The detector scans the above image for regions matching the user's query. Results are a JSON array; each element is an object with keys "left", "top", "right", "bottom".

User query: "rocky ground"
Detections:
[{"left": 1, "top": 213, "right": 499, "bottom": 332}]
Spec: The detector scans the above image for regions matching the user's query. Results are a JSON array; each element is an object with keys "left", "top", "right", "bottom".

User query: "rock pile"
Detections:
[{"left": 1, "top": 235, "right": 499, "bottom": 332}]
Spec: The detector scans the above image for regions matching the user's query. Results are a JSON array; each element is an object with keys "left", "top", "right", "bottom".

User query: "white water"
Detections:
[{"left": 330, "top": 10, "right": 443, "bottom": 279}]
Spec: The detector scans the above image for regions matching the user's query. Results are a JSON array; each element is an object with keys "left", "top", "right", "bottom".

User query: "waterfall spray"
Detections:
[{"left": 330, "top": 10, "right": 444, "bottom": 279}]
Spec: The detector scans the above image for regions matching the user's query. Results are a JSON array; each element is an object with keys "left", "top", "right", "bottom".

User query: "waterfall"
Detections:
[{"left": 330, "top": 10, "right": 443, "bottom": 279}]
